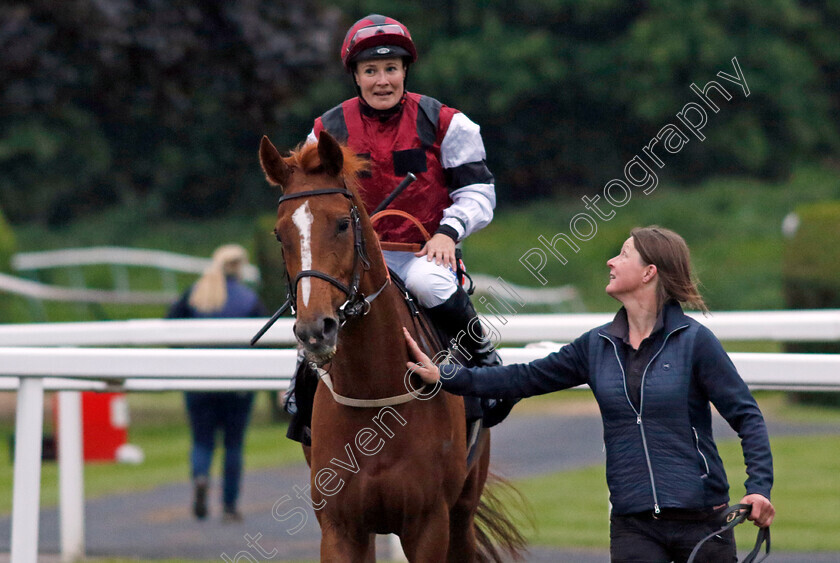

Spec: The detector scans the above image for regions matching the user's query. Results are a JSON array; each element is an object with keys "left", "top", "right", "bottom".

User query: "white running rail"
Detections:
[
  {"left": 11, "top": 247, "right": 260, "bottom": 281},
  {"left": 2, "top": 309, "right": 840, "bottom": 562}
]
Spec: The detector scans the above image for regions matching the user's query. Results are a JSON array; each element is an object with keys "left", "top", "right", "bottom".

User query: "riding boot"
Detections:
[
  {"left": 426, "top": 287, "right": 519, "bottom": 428},
  {"left": 282, "top": 349, "right": 305, "bottom": 416},
  {"left": 284, "top": 350, "right": 317, "bottom": 446}
]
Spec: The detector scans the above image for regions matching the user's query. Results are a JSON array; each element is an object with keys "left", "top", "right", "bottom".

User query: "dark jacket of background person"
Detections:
[
  {"left": 166, "top": 244, "right": 267, "bottom": 519},
  {"left": 439, "top": 300, "right": 773, "bottom": 515},
  {"left": 167, "top": 255, "right": 265, "bottom": 320}
]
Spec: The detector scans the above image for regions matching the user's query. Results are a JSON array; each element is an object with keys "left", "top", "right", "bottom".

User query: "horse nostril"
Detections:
[
  {"left": 294, "top": 318, "right": 338, "bottom": 347},
  {"left": 322, "top": 317, "right": 338, "bottom": 341}
]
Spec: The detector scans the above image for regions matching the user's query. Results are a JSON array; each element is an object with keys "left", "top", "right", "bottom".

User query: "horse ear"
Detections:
[
  {"left": 259, "top": 135, "right": 290, "bottom": 189},
  {"left": 317, "top": 131, "right": 344, "bottom": 177}
]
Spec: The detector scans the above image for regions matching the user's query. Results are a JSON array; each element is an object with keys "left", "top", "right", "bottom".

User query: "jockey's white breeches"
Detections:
[{"left": 382, "top": 250, "right": 458, "bottom": 308}]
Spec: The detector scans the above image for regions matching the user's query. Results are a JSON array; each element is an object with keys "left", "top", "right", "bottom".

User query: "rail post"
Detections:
[
  {"left": 10, "top": 377, "right": 45, "bottom": 563},
  {"left": 58, "top": 391, "right": 85, "bottom": 562}
]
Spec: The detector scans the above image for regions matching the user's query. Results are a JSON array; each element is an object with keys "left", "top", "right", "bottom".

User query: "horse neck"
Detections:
[{"left": 329, "top": 207, "right": 411, "bottom": 395}]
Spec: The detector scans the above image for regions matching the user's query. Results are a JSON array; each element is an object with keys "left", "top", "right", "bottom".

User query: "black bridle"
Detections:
[{"left": 250, "top": 186, "right": 389, "bottom": 346}]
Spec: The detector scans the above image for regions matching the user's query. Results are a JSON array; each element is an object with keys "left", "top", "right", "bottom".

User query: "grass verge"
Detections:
[
  {"left": 0, "top": 391, "right": 302, "bottom": 515},
  {"left": 512, "top": 434, "right": 840, "bottom": 552}
]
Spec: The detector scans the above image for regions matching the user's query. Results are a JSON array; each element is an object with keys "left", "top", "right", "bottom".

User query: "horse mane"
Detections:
[{"left": 283, "top": 141, "right": 367, "bottom": 193}]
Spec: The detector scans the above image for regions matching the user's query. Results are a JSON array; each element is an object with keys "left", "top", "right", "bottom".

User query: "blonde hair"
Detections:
[{"left": 188, "top": 244, "right": 249, "bottom": 313}]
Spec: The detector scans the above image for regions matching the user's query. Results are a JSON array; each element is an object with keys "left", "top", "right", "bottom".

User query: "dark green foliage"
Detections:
[
  {"left": 0, "top": 207, "right": 22, "bottom": 322},
  {"left": 0, "top": 1, "right": 342, "bottom": 224},
  {"left": 783, "top": 201, "right": 840, "bottom": 406},
  {"left": 3, "top": 0, "right": 840, "bottom": 229},
  {"left": 0, "top": 208, "right": 15, "bottom": 273},
  {"left": 253, "top": 214, "right": 287, "bottom": 312},
  {"left": 783, "top": 202, "right": 840, "bottom": 301},
  {"left": 313, "top": 0, "right": 840, "bottom": 203}
]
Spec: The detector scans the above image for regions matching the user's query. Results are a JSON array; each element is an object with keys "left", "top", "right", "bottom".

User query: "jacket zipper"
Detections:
[
  {"left": 692, "top": 426, "right": 710, "bottom": 476},
  {"left": 601, "top": 323, "right": 689, "bottom": 516}
]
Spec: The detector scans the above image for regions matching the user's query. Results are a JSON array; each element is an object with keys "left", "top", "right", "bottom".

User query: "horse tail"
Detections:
[{"left": 474, "top": 471, "right": 533, "bottom": 562}]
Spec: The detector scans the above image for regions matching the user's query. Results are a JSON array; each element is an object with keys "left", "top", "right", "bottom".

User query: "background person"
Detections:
[
  {"left": 167, "top": 244, "right": 267, "bottom": 522},
  {"left": 404, "top": 226, "right": 774, "bottom": 562},
  {"left": 284, "top": 14, "right": 514, "bottom": 445}
]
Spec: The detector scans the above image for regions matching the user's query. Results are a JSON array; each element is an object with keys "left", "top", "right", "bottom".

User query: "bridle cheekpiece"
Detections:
[{"left": 250, "top": 185, "right": 389, "bottom": 345}]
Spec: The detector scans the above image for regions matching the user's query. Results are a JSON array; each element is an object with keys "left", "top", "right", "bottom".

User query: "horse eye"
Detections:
[
  {"left": 274, "top": 230, "right": 282, "bottom": 243},
  {"left": 337, "top": 218, "right": 351, "bottom": 233}
]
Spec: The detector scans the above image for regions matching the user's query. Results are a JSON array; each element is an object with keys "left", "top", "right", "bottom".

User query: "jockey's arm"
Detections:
[
  {"left": 438, "top": 112, "right": 496, "bottom": 242},
  {"left": 307, "top": 112, "right": 497, "bottom": 243}
]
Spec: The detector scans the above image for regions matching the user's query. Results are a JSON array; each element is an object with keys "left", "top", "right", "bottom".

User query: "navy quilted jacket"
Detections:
[{"left": 439, "top": 302, "right": 773, "bottom": 515}]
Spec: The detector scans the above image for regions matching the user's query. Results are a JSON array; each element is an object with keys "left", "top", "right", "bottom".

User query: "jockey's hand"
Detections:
[
  {"left": 739, "top": 493, "right": 775, "bottom": 528},
  {"left": 402, "top": 327, "right": 441, "bottom": 385},
  {"left": 416, "top": 233, "right": 457, "bottom": 271}
]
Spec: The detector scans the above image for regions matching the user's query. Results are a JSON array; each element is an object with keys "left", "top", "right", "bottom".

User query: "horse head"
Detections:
[{"left": 259, "top": 132, "right": 375, "bottom": 365}]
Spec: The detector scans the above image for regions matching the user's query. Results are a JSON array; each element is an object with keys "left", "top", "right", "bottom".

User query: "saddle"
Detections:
[{"left": 388, "top": 268, "right": 485, "bottom": 420}]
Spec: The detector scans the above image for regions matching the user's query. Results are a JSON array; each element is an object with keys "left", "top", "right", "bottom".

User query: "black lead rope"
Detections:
[{"left": 686, "top": 503, "right": 770, "bottom": 563}]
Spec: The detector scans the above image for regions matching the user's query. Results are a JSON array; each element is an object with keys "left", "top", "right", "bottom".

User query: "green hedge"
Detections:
[
  {"left": 783, "top": 201, "right": 840, "bottom": 406},
  {"left": 253, "top": 213, "right": 287, "bottom": 312},
  {"left": 0, "top": 208, "right": 19, "bottom": 323},
  {"left": 0, "top": 208, "right": 14, "bottom": 273}
]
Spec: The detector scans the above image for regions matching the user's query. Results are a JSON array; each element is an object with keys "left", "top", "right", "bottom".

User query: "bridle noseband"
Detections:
[{"left": 250, "top": 186, "right": 389, "bottom": 346}]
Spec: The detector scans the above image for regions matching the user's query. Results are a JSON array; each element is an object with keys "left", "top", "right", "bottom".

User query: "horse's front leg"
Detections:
[
  {"left": 399, "top": 503, "right": 450, "bottom": 563},
  {"left": 320, "top": 520, "right": 372, "bottom": 563}
]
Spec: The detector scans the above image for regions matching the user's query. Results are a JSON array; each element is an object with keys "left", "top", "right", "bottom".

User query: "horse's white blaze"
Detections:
[{"left": 292, "top": 201, "right": 314, "bottom": 307}]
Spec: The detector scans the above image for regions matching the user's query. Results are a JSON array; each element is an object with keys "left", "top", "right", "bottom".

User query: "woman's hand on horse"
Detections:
[
  {"left": 739, "top": 493, "right": 775, "bottom": 528},
  {"left": 416, "top": 233, "right": 457, "bottom": 271},
  {"left": 402, "top": 327, "right": 441, "bottom": 384}
]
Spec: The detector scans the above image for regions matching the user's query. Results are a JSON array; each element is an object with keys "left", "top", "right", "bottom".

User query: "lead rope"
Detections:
[{"left": 686, "top": 503, "right": 770, "bottom": 563}]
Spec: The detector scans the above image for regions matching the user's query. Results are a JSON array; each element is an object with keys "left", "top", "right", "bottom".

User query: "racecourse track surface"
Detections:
[{"left": 1, "top": 406, "right": 839, "bottom": 561}]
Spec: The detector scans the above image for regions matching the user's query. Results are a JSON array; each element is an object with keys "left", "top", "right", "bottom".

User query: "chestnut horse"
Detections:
[{"left": 258, "top": 132, "right": 525, "bottom": 562}]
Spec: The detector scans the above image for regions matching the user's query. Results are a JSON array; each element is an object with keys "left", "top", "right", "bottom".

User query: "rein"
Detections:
[
  {"left": 251, "top": 179, "right": 429, "bottom": 408},
  {"left": 250, "top": 186, "right": 389, "bottom": 346},
  {"left": 686, "top": 504, "right": 770, "bottom": 563}
]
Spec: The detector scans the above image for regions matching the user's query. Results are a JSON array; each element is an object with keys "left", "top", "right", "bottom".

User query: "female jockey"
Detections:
[{"left": 284, "top": 14, "right": 513, "bottom": 445}]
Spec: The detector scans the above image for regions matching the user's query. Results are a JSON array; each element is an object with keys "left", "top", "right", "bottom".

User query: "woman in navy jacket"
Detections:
[
  {"left": 168, "top": 244, "right": 267, "bottom": 522},
  {"left": 404, "top": 226, "right": 774, "bottom": 562}
]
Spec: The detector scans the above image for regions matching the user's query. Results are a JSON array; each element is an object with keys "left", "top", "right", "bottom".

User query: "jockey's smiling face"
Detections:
[{"left": 354, "top": 57, "right": 406, "bottom": 111}]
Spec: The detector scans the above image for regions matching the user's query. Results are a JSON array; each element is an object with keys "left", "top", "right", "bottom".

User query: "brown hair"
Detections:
[{"left": 631, "top": 226, "right": 708, "bottom": 314}]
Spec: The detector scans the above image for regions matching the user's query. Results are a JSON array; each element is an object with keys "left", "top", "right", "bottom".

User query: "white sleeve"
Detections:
[
  {"left": 305, "top": 129, "right": 317, "bottom": 145},
  {"left": 438, "top": 113, "right": 496, "bottom": 240}
]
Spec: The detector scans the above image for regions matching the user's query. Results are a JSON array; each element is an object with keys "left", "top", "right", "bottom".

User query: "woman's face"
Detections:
[
  {"left": 354, "top": 57, "right": 406, "bottom": 110},
  {"left": 606, "top": 237, "right": 653, "bottom": 299}
]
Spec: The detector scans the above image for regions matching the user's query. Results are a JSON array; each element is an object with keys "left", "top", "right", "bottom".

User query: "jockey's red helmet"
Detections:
[{"left": 341, "top": 15, "right": 417, "bottom": 71}]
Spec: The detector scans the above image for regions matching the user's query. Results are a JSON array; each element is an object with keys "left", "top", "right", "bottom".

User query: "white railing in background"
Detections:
[
  {"left": 5, "top": 247, "right": 584, "bottom": 313},
  {"left": 2, "top": 310, "right": 840, "bottom": 562},
  {"left": 0, "top": 272, "right": 178, "bottom": 305},
  {"left": 11, "top": 247, "right": 260, "bottom": 282},
  {"left": 1, "top": 309, "right": 840, "bottom": 347},
  {"left": 2, "top": 247, "right": 261, "bottom": 308},
  {"left": 469, "top": 273, "right": 585, "bottom": 311}
]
